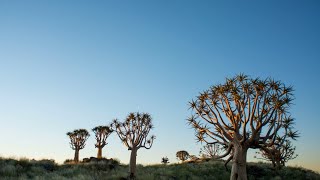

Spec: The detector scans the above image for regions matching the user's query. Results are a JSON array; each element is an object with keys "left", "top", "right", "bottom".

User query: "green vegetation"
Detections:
[{"left": 0, "top": 157, "right": 319, "bottom": 180}]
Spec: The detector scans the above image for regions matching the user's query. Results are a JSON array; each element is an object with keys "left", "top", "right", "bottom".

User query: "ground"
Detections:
[{"left": 0, "top": 157, "right": 319, "bottom": 180}]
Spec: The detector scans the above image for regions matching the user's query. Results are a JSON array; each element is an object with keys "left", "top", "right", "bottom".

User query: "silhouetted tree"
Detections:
[
  {"left": 188, "top": 74, "right": 298, "bottom": 180},
  {"left": 199, "top": 144, "right": 223, "bottom": 159},
  {"left": 176, "top": 150, "right": 189, "bottom": 162},
  {"left": 92, "top": 125, "right": 113, "bottom": 159},
  {"left": 112, "top": 112, "right": 155, "bottom": 179},
  {"left": 161, "top": 157, "right": 169, "bottom": 165},
  {"left": 66, "top": 129, "right": 90, "bottom": 163}
]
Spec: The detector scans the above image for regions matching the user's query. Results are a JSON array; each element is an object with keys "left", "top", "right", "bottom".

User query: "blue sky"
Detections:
[{"left": 0, "top": 0, "right": 319, "bottom": 172}]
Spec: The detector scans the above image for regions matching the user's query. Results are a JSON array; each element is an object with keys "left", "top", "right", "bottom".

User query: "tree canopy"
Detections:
[{"left": 188, "top": 74, "right": 298, "bottom": 180}]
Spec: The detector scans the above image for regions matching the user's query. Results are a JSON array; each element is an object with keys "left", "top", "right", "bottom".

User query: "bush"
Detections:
[{"left": 63, "top": 159, "right": 74, "bottom": 164}]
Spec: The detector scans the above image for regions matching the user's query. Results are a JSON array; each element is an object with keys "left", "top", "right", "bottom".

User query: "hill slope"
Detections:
[{"left": 0, "top": 157, "right": 319, "bottom": 180}]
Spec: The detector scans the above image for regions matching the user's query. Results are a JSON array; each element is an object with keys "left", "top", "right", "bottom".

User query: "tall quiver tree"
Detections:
[
  {"left": 188, "top": 74, "right": 298, "bottom": 180},
  {"left": 66, "top": 129, "right": 90, "bottom": 163},
  {"left": 92, "top": 125, "right": 113, "bottom": 159},
  {"left": 112, "top": 112, "right": 155, "bottom": 179}
]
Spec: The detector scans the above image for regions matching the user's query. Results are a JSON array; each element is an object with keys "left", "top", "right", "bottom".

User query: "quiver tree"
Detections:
[
  {"left": 199, "top": 144, "right": 224, "bottom": 159},
  {"left": 176, "top": 150, "right": 190, "bottom": 162},
  {"left": 112, "top": 112, "right": 155, "bottom": 179},
  {"left": 161, "top": 157, "right": 169, "bottom": 165},
  {"left": 66, "top": 129, "right": 90, "bottom": 163},
  {"left": 188, "top": 74, "right": 298, "bottom": 180},
  {"left": 256, "top": 138, "right": 298, "bottom": 170},
  {"left": 92, "top": 125, "right": 113, "bottom": 159}
]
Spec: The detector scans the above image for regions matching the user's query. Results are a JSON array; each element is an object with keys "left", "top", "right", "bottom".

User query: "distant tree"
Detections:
[
  {"left": 66, "top": 129, "right": 90, "bottom": 163},
  {"left": 188, "top": 74, "right": 298, "bottom": 180},
  {"left": 256, "top": 138, "right": 298, "bottom": 170},
  {"left": 176, "top": 150, "right": 189, "bottom": 162},
  {"left": 92, "top": 125, "right": 113, "bottom": 159},
  {"left": 199, "top": 144, "right": 224, "bottom": 159},
  {"left": 161, "top": 157, "right": 170, "bottom": 165},
  {"left": 112, "top": 112, "right": 155, "bottom": 179}
]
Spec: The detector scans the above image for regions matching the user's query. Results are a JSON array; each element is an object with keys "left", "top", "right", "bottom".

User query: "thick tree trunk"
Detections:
[
  {"left": 74, "top": 149, "right": 79, "bottom": 163},
  {"left": 129, "top": 147, "right": 138, "bottom": 179},
  {"left": 97, "top": 147, "right": 103, "bottom": 159},
  {"left": 230, "top": 145, "right": 248, "bottom": 180}
]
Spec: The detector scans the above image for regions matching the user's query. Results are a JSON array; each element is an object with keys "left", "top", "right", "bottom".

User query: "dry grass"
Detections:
[{"left": 0, "top": 157, "right": 319, "bottom": 180}]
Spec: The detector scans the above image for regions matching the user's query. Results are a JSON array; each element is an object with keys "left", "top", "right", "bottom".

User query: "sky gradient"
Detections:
[{"left": 0, "top": 0, "right": 320, "bottom": 172}]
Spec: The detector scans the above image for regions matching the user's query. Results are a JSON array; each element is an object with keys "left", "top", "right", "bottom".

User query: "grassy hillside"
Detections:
[{"left": 0, "top": 157, "right": 319, "bottom": 180}]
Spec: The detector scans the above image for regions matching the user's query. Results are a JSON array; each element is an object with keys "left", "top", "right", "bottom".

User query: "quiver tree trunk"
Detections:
[
  {"left": 97, "top": 147, "right": 103, "bottom": 159},
  {"left": 272, "top": 160, "right": 276, "bottom": 168},
  {"left": 74, "top": 148, "right": 80, "bottom": 163},
  {"left": 230, "top": 145, "right": 248, "bottom": 180},
  {"left": 276, "top": 160, "right": 281, "bottom": 171},
  {"left": 129, "top": 147, "right": 138, "bottom": 179}
]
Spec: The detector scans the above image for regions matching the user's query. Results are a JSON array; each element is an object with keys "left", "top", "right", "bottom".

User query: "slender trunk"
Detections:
[
  {"left": 74, "top": 148, "right": 79, "bottom": 163},
  {"left": 272, "top": 160, "right": 276, "bottom": 168},
  {"left": 230, "top": 145, "right": 248, "bottom": 180},
  {"left": 129, "top": 147, "right": 138, "bottom": 179},
  {"left": 97, "top": 147, "right": 103, "bottom": 159}
]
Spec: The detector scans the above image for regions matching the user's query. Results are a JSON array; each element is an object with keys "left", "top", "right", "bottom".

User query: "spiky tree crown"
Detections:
[
  {"left": 161, "top": 157, "right": 169, "bottom": 164},
  {"left": 199, "top": 144, "right": 224, "bottom": 158},
  {"left": 67, "top": 129, "right": 90, "bottom": 150},
  {"left": 188, "top": 74, "right": 298, "bottom": 160},
  {"left": 112, "top": 112, "right": 155, "bottom": 150},
  {"left": 257, "top": 139, "right": 298, "bottom": 165},
  {"left": 176, "top": 150, "right": 189, "bottom": 161},
  {"left": 92, "top": 125, "right": 113, "bottom": 148}
]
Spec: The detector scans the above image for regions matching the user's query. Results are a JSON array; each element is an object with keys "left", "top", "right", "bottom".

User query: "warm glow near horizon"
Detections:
[{"left": 0, "top": 0, "right": 320, "bottom": 174}]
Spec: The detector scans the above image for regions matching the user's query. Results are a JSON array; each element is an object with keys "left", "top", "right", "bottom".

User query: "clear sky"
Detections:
[{"left": 0, "top": 0, "right": 319, "bottom": 172}]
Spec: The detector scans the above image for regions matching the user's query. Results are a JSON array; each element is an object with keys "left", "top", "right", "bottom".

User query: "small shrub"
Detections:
[{"left": 64, "top": 159, "right": 74, "bottom": 164}]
